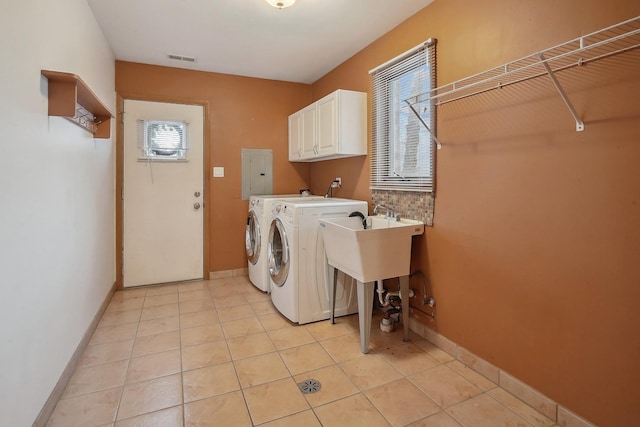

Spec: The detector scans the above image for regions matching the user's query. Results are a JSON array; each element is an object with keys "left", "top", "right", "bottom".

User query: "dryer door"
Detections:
[
  {"left": 246, "top": 210, "right": 260, "bottom": 265},
  {"left": 268, "top": 218, "right": 289, "bottom": 286}
]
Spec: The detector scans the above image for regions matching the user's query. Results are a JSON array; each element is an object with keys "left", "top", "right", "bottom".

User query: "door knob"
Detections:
[
  {"left": 194, "top": 191, "right": 201, "bottom": 197},
  {"left": 194, "top": 202, "right": 201, "bottom": 210}
]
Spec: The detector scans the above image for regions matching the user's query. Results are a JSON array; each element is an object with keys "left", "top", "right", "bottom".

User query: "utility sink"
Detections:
[
  {"left": 319, "top": 215, "right": 424, "bottom": 354},
  {"left": 319, "top": 215, "right": 424, "bottom": 283}
]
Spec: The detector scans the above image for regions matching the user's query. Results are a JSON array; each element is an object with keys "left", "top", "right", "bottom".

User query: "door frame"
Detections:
[{"left": 115, "top": 93, "right": 211, "bottom": 289}]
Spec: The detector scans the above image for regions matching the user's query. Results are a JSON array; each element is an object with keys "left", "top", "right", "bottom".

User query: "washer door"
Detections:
[
  {"left": 268, "top": 218, "right": 289, "bottom": 286},
  {"left": 245, "top": 211, "right": 260, "bottom": 265}
]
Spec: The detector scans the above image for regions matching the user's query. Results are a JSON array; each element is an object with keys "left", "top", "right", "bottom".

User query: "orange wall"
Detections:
[
  {"left": 310, "top": 1, "right": 640, "bottom": 426},
  {"left": 115, "top": 62, "right": 312, "bottom": 271}
]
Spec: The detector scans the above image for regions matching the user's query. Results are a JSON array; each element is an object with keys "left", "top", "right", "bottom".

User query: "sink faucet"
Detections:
[{"left": 373, "top": 204, "right": 400, "bottom": 221}]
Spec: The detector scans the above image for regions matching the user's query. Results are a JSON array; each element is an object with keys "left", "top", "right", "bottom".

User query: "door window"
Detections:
[{"left": 138, "top": 120, "right": 188, "bottom": 160}]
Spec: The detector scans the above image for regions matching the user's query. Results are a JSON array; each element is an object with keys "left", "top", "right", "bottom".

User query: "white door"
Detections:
[{"left": 123, "top": 100, "right": 204, "bottom": 287}]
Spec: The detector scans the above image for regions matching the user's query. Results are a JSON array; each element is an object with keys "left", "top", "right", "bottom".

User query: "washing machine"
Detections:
[
  {"left": 267, "top": 198, "right": 368, "bottom": 324},
  {"left": 246, "top": 194, "right": 322, "bottom": 292}
]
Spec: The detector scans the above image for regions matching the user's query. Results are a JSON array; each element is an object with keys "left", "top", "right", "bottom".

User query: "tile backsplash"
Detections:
[{"left": 372, "top": 190, "right": 435, "bottom": 226}]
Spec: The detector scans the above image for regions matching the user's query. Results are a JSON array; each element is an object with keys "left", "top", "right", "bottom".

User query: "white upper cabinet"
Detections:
[
  {"left": 288, "top": 89, "right": 366, "bottom": 162},
  {"left": 288, "top": 109, "right": 302, "bottom": 160},
  {"left": 300, "top": 104, "right": 317, "bottom": 158},
  {"left": 288, "top": 103, "right": 316, "bottom": 160}
]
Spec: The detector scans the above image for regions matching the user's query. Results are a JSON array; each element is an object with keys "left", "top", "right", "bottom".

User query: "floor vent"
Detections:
[{"left": 297, "top": 378, "right": 321, "bottom": 394}]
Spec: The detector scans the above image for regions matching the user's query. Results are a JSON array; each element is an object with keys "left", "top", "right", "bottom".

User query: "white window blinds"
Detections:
[
  {"left": 137, "top": 120, "right": 188, "bottom": 160},
  {"left": 370, "top": 39, "right": 437, "bottom": 192}
]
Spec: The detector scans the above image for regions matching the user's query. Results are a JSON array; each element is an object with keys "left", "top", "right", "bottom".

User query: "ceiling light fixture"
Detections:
[{"left": 265, "top": 0, "right": 296, "bottom": 9}]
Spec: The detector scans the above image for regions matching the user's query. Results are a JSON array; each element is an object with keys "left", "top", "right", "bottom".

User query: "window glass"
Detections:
[
  {"left": 138, "top": 120, "right": 187, "bottom": 160},
  {"left": 370, "top": 39, "right": 436, "bottom": 192},
  {"left": 389, "top": 66, "right": 431, "bottom": 179}
]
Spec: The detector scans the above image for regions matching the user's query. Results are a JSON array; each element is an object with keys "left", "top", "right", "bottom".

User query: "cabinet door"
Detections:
[
  {"left": 301, "top": 104, "right": 317, "bottom": 158},
  {"left": 288, "top": 112, "right": 301, "bottom": 161},
  {"left": 317, "top": 92, "right": 338, "bottom": 156}
]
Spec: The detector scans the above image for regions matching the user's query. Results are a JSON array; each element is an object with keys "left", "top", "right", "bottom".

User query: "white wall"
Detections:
[{"left": 0, "top": 0, "right": 115, "bottom": 425}]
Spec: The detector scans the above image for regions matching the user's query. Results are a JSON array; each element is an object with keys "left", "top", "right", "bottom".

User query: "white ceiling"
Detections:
[{"left": 87, "top": 0, "right": 434, "bottom": 84}]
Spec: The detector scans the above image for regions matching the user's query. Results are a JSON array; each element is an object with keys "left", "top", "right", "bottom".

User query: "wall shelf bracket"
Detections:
[
  {"left": 537, "top": 53, "right": 584, "bottom": 132},
  {"left": 404, "top": 100, "right": 442, "bottom": 149}
]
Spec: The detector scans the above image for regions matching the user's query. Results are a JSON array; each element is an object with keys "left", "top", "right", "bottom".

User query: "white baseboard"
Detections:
[
  {"left": 408, "top": 318, "right": 597, "bottom": 427},
  {"left": 33, "top": 281, "right": 117, "bottom": 427},
  {"left": 209, "top": 268, "right": 248, "bottom": 279}
]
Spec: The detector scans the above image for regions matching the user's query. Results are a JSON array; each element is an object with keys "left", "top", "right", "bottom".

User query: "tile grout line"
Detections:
[
  {"left": 207, "top": 281, "right": 257, "bottom": 427},
  {"left": 113, "top": 288, "right": 145, "bottom": 425},
  {"left": 177, "top": 286, "right": 186, "bottom": 427}
]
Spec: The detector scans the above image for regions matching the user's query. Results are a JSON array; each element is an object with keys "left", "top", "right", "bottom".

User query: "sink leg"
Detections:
[
  {"left": 357, "top": 280, "right": 374, "bottom": 353},
  {"left": 399, "top": 275, "right": 410, "bottom": 342},
  {"left": 330, "top": 267, "right": 338, "bottom": 324}
]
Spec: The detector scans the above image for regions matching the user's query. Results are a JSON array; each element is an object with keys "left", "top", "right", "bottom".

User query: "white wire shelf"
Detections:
[{"left": 405, "top": 15, "right": 640, "bottom": 134}]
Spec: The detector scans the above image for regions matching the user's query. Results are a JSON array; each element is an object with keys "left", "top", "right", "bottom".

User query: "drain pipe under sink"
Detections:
[
  {"left": 376, "top": 280, "right": 386, "bottom": 305},
  {"left": 377, "top": 279, "right": 415, "bottom": 333},
  {"left": 377, "top": 280, "right": 414, "bottom": 307}
]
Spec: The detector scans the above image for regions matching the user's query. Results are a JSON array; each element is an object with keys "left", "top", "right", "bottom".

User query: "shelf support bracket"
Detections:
[
  {"left": 404, "top": 100, "right": 443, "bottom": 149},
  {"left": 537, "top": 53, "right": 585, "bottom": 132}
]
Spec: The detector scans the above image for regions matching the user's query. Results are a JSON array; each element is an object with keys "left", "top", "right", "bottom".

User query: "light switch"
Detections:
[{"left": 213, "top": 167, "right": 224, "bottom": 178}]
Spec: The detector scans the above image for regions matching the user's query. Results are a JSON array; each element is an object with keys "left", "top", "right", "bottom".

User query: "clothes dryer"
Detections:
[
  {"left": 246, "top": 194, "right": 322, "bottom": 292},
  {"left": 267, "top": 198, "right": 368, "bottom": 324}
]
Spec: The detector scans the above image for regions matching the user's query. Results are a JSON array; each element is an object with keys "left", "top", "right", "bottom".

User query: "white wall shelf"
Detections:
[
  {"left": 405, "top": 15, "right": 640, "bottom": 137},
  {"left": 41, "top": 70, "right": 114, "bottom": 138}
]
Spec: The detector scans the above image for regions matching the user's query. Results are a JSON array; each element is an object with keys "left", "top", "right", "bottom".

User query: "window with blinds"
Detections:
[
  {"left": 370, "top": 39, "right": 437, "bottom": 192},
  {"left": 137, "top": 120, "right": 188, "bottom": 161}
]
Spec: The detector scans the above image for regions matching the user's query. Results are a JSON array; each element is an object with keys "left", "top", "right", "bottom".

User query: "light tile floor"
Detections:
[{"left": 46, "top": 276, "right": 559, "bottom": 427}]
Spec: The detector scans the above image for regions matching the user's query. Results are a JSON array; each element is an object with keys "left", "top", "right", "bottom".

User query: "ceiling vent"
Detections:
[{"left": 167, "top": 54, "right": 197, "bottom": 63}]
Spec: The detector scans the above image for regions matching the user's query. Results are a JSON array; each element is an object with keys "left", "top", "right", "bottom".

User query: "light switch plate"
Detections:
[{"left": 213, "top": 167, "right": 224, "bottom": 178}]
